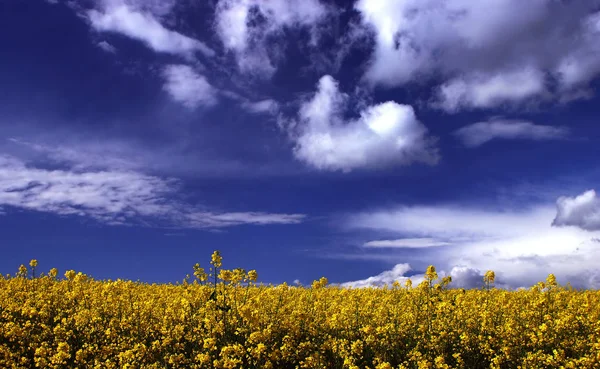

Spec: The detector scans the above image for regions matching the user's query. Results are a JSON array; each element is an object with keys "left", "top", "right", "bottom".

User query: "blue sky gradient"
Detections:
[{"left": 2, "top": 0, "right": 600, "bottom": 289}]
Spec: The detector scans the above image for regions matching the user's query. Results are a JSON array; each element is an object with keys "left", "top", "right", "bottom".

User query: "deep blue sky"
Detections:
[{"left": 2, "top": 0, "right": 600, "bottom": 289}]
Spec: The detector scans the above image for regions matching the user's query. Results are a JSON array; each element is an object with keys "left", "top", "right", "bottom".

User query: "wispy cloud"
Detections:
[
  {"left": 96, "top": 40, "right": 117, "bottom": 53},
  {"left": 347, "top": 205, "right": 553, "bottom": 240},
  {"left": 4, "top": 128, "right": 297, "bottom": 179},
  {"left": 241, "top": 99, "right": 279, "bottom": 114},
  {"left": 6, "top": 137, "right": 145, "bottom": 172},
  {"left": 284, "top": 75, "right": 438, "bottom": 172},
  {"left": 87, "top": 0, "right": 214, "bottom": 57},
  {"left": 435, "top": 69, "right": 548, "bottom": 112},
  {"left": 364, "top": 238, "right": 450, "bottom": 248},
  {"left": 0, "top": 155, "right": 305, "bottom": 229},
  {"left": 221, "top": 92, "right": 280, "bottom": 115},
  {"left": 454, "top": 118, "right": 569, "bottom": 147},
  {"left": 162, "top": 65, "right": 218, "bottom": 109}
]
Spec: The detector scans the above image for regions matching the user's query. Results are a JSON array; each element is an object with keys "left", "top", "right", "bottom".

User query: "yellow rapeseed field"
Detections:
[{"left": 1, "top": 252, "right": 599, "bottom": 369}]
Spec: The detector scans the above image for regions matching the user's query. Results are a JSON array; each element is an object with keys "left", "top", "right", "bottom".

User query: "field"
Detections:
[{"left": 1, "top": 253, "right": 599, "bottom": 369}]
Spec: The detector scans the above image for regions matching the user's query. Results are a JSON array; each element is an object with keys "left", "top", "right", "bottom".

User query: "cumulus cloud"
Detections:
[
  {"left": 454, "top": 118, "right": 569, "bottom": 147},
  {"left": 447, "top": 266, "right": 487, "bottom": 289},
  {"left": 162, "top": 65, "right": 218, "bottom": 109},
  {"left": 354, "top": 0, "right": 600, "bottom": 109},
  {"left": 344, "top": 198, "right": 600, "bottom": 289},
  {"left": 0, "top": 155, "right": 304, "bottom": 228},
  {"left": 288, "top": 75, "right": 438, "bottom": 171},
  {"left": 342, "top": 263, "right": 412, "bottom": 288},
  {"left": 364, "top": 238, "right": 450, "bottom": 248},
  {"left": 87, "top": 0, "right": 214, "bottom": 57},
  {"left": 215, "top": 0, "right": 330, "bottom": 76},
  {"left": 342, "top": 263, "right": 489, "bottom": 289},
  {"left": 553, "top": 190, "right": 600, "bottom": 231}
]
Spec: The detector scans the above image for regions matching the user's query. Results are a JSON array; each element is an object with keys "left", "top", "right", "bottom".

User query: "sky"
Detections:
[{"left": 2, "top": 0, "right": 600, "bottom": 289}]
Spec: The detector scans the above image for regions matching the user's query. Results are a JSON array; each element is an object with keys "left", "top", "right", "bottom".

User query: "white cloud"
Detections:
[
  {"left": 0, "top": 155, "right": 172, "bottom": 224},
  {"left": 87, "top": 0, "right": 214, "bottom": 57},
  {"left": 354, "top": 0, "right": 600, "bottom": 108},
  {"left": 288, "top": 75, "right": 438, "bottom": 171},
  {"left": 241, "top": 99, "right": 279, "bottom": 114},
  {"left": 343, "top": 264, "right": 486, "bottom": 289},
  {"left": 215, "top": 0, "right": 330, "bottom": 76},
  {"left": 364, "top": 238, "right": 450, "bottom": 248},
  {"left": 447, "top": 266, "right": 487, "bottom": 289},
  {"left": 553, "top": 190, "right": 600, "bottom": 231},
  {"left": 0, "top": 155, "right": 305, "bottom": 228},
  {"left": 454, "top": 119, "right": 569, "bottom": 147},
  {"left": 184, "top": 211, "right": 305, "bottom": 228},
  {"left": 162, "top": 65, "right": 218, "bottom": 109},
  {"left": 345, "top": 197, "right": 600, "bottom": 289},
  {"left": 342, "top": 263, "right": 412, "bottom": 288},
  {"left": 435, "top": 69, "right": 547, "bottom": 112},
  {"left": 348, "top": 205, "right": 553, "bottom": 240},
  {"left": 97, "top": 40, "right": 117, "bottom": 53},
  {"left": 215, "top": 0, "right": 250, "bottom": 51}
]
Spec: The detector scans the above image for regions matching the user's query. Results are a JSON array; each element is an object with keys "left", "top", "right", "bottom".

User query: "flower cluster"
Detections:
[{"left": 1, "top": 256, "right": 599, "bottom": 368}]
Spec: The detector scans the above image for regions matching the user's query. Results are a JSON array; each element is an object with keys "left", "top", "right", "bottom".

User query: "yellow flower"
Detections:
[
  {"left": 248, "top": 270, "right": 258, "bottom": 282},
  {"left": 0, "top": 250, "right": 599, "bottom": 369},
  {"left": 211, "top": 250, "right": 223, "bottom": 268},
  {"left": 193, "top": 263, "right": 207, "bottom": 281},
  {"left": 546, "top": 274, "right": 557, "bottom": 287},
  {"left": 319, "top": 276, "right": 328, "bottom": 287},
  {"left": 64, "top": 270, "right": 76, "bottom": 280},
  {"left": 484, "top": 270, "right": 495, "bottom": 286},
  {"left": 17, "top": 264, "right": 27, "bottom": 277},
  {"left": 351, "top": 340, "right": 363, "bottom": 355},
  {"left": 425, "top": 265, "right": 438, "bottom": 282},
  {"left": 29, "top": 259, "right": 38, "bottom": 268},
  {"left": 219, "top": 269, "right": 233, "bottom": 282},
  {"left": 196, "top": 353, "right": 211, "bottom": 364},
  {"left": 311, "top": 276, "right": 328, "bottom": 289},
  {"left": 441, "top": 276, "right": 452, "bottom": 287},
  {"left": 49, "top": 268, "right": 58, "bottom": 278}
]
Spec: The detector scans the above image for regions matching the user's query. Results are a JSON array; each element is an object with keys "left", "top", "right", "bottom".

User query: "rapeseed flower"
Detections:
[
  {"left": 0, "top": 255, "right": 598, "bottom": 369},
  {"left": 248, "top": 269, "right": 258, "bottom": 282},
  {"left": 211, "top": 250, "right": 223, "bottom": 268}
]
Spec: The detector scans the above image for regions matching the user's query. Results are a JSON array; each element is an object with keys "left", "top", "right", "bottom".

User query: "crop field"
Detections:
[{"left": 1, "top": 253, "right": 599, "bottom": 369}]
